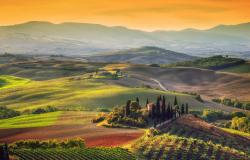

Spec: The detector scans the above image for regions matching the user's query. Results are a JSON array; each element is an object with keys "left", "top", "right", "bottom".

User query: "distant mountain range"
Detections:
[
  {"left": 0, "top": 21, "right": 250, "bottom": 58},
  {"left": 86, "top": 46, "right": 196, "bottom": 64}
]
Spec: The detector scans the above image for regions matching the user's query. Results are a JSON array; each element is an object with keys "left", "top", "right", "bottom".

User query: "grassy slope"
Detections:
[
  {"left": 0, "top": 111, "right": 62, "bottom": 129},
  {"left": 0, "top": 76, "right": 203, "bottom": 111},
  {"left": 165, "top": 55, "right": 244, "bottom": 69},
  {"left": 0, "top": 111, "right": 97, "bottom": 129},
  {"left": 220, "top": 62, "right": 250, "bottom": 74},
  {"left": 0, "top": 75, "right": 30, "bottom": 89}
]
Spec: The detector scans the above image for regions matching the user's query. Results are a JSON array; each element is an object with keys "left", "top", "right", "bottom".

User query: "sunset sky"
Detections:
[{"left": 1, "top": 0, "right": 250, "bottom": 31}]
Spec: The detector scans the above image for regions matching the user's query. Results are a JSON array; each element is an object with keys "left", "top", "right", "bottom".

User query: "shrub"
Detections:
[
  {"left": 32, "top": 106, "right": 57, "bottom": 114},
  {"left": 231, "top": 112, "right": 246, "bottom": 118},
  {"left": 202, "top": 109, "right": 225, "bottom": 122},
  {"left": 231, "top": 117, "right": 250, "bottom": 133},
  {"left": 92, "top": 112, "right": 107, "bottom": 123},
  {"left": 0, "top": 106, "right": 20, "bottom": 119},
  {"left": 146, "top": 128, "right": 160, "bottom": 137}
]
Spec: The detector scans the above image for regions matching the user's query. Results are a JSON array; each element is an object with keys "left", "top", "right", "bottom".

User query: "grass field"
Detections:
[
  {"left": 0, "top": 76, "right": 203, "bottom": 111},
  {"left": 0, "top": 75, "right": 30, "bottom": 89},
  {"left": 0, "top": 111, "right": 62, "bottom": 129},
  {"left": 220, "top": 62, "right": 250, "bottom": 74}
]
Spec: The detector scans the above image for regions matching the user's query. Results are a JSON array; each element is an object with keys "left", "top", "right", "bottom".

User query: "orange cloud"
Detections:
[{"left": 0, "top": 0, "right": 250, "bottom": 30}]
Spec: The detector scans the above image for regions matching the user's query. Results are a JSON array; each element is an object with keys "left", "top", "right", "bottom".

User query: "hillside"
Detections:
[
  {"left": 125, "top": 65, "right": 250, "bottom": 102},
  {"left": 165, "top": 55, "right": 245, "bottom": 70},
  {"left": 0, "top": 58, "right": 105, "bottom": 80},
  {"left": 0, "top": 75, "right": 30, "bottom": 89},
  {"left": 1, "top": 21, "right": 250, "bottom": 57},
  {"left": 130, "top": 114, "right": 250, "bottom": 160},
  {"left": 86, "top": 46, "right": 196, "bottom": 64},
  {"left": 0, "top": 76, "right": 203, "bottom": 112}
]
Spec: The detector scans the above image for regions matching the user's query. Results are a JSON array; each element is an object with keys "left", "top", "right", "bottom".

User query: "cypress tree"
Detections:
[
  {"left": 174, "top": 96, "right": 178, "bottom": 106},
  {"left": 0, "top": 144, "right": 9, "bottom": 160},
  {"left": 185, "top": 103, "right": 189, "bottom": 114},
  {"left": 161, "top": 96, "right": 166, "bottom": 120},
  {"left": 125, "top": 100, "right": 131, "bottom": 117},
  {"left": 156, "top": 96, "right": 161, "bottom": 119},
  {"left": 146, "top": 98, "right": 149, "bottom": 107},
  {"left": 166, "top": 103, "right": 171, "bottom": 120},
  {"left": 181, "top": 104, "right": 185, "bottom": 115},
  {"left": 152, "top": 105, "right": 156, "bottom": 119},
  {"left": 136, "top": 97, "right": 140, "bottom": 105}
]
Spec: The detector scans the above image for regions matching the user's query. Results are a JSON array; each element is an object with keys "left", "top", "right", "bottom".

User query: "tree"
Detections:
[
  {"left": 166, "top": 103, "right": 171, "bottom": 120},
  {"left": 136, "top": 97, "right": 140, "bottom": 109},
  {"left": 125, "top": 100, "right": 131, "bottom": 117},
  {"left": 181, "top": 104, "right": 185, "bottom": 115},
  {"left": 0, "top": 144, "right": 9, "bottom": 160},
  {"left": 146, "top": 98, "right": 149, "bottom": 107},
  {"left": 161, "top": 96, "right": 166, "bottom": 120},
  {"left": 156, "top": 96, "right": 161, "bottom": 119},
  {"left": 130, "top": 101, "right": 140, "bottom": 112},
  {"left": 174, "top": 96, "right": 178, "bottom": 106},
  {"left": 185, "top": 103, "right": 189, "bottom": 114}
]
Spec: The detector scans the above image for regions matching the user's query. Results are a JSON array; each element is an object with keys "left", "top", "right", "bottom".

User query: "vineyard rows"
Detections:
[
  {"left": 131, "top": 134, "right": 249, "bottom": 160},
  {"left": 12, "top": 147, "right": 135, "bottom": 160}
]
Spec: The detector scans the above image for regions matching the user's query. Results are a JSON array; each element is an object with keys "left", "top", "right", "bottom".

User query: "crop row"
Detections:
[
  {"left": 131, "top": 134, "right": 249, "bottom": 160},
  {"left": 12, "top": 147, "right": 135, "bottom": 160}
]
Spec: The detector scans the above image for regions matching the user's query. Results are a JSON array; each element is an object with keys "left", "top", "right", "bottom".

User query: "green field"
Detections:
[
  {"left": 0, "top": 76, "right": 203, "bottom": 111},
  {"left": 0, "top": 111, "right": 62, "bottom": 129},
  {"left": 0, "top": 75, "right": 30, "bottom": 89},
  {"left": 220, "top": 62, "right": 250, "bottom": 74}
]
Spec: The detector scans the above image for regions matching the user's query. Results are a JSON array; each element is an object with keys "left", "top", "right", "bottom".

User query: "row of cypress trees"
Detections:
[{"left": 148, "top": 96, "right": 189, "bottom": 122}]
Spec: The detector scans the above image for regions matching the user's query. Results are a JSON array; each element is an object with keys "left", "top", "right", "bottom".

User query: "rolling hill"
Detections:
[
  {"left": 0, "top": 75, "right": 203, "bottom": 112},
  {"left": 130, "top": 114, "right": 250, "bottom": 160},
  {"left": 86, "top": 46, "right": 196, "bottom": 64},
  {"left": 0, "top": 21, "right": 250, "bottom": 58}
]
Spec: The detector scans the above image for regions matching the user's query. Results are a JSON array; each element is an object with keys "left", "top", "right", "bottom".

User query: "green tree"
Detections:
[
  {"left": 185, "top": 103, "right": 189, "bottom": 114},
  {"left": 174, "top": 96, "right": 178, "bottom": 106},
  {"left": 181, "top": 104, "right": 185, "bottom": 114},
  {"left": 125, "top": 100, "right": 131, "bottom": 117}
]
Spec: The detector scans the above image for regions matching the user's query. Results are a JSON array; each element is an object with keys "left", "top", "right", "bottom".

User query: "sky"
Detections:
[{"left": 1, "top": 0, "right": 250, "bottom": 31}]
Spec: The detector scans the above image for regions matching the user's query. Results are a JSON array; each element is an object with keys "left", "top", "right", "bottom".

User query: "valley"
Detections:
[{"left": 0, "top": 54, "right": 249, "bottom": 160}]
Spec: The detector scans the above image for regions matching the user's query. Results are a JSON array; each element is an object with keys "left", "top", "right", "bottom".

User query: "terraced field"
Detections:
[{"left": 130, "top": 115, "right": 250, "bottom": 160}]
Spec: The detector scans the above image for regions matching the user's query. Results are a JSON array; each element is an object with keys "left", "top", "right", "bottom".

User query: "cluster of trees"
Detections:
[
  {"left": 31, "top": 106, "right": 58, "bottom": 114},
  {"left": 0, "top": 144, "right": 9, "bottom": 160},
  {"left": 148, "top": 96, "right": 189, "bottom": 123},
  {"left": 212, "top": 98, "right": 250, "bottom": 110},
  {"left": 0, "top": 106, "right": 20, "bottom": 119},
  {"left": 93, "top": 96, "right": 189, "bottom": 128},
  {"left": 231, "top": 116, "right": 250, "bottom": 133}
]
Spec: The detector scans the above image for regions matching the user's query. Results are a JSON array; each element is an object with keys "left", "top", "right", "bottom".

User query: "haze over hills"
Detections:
[
  {"left": 86, "top": 46, "right": 196, "bottom": 64},
  {"left": 0, "top": 21, "right": 250, "bottom": 58}
]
